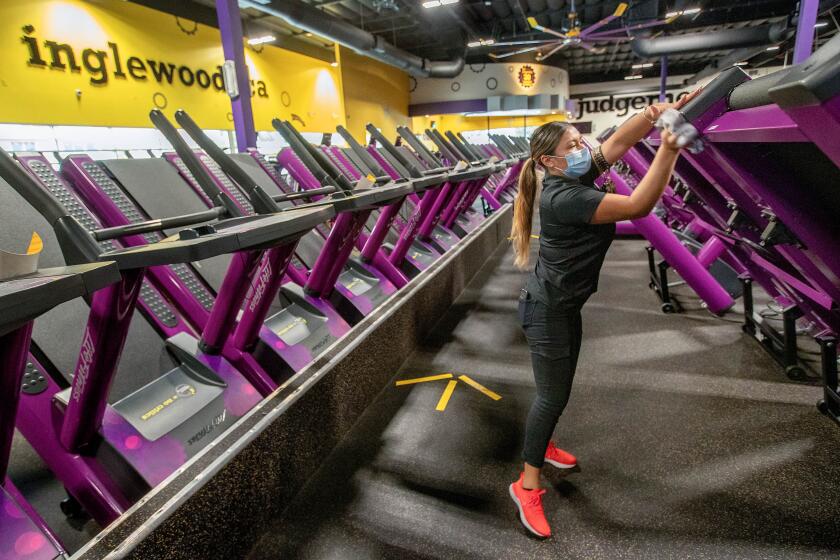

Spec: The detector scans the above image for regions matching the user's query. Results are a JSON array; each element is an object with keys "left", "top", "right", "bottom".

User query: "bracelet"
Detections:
[{"left": 641, "top": 107, "right": 657, "bottom": 125}]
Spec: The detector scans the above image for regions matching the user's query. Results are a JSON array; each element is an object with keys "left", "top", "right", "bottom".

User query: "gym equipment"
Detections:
[
  {"left": 594, "top": 128, "right": 741, "bottom": 314},
  {"left": 273, "top": 119, "right": 445, "bottom": 290},
  {"left": 644, "top": 34, "right": 840, "bottom": 413},
  {"left": 167, "top": 111, "right": 420, "bottom": 318},
  {"left": 1, "top": 261, "right": 119, "bottom": 560},
  {"left": 0, "top": 146, "right": 330, "bottom": 525}
]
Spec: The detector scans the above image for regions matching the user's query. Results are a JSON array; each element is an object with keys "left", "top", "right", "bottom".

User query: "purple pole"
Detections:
[
  {"left": 608, "top": 170, "right": 735, "bottom": 314},
  {"left": 216, "top": 0, "right": 257, "bottom": 151},
  {"left": 200, "top": 250, "right": 263, "bottom": 353},
  {"left": 0, "top": 322, "right": 34, "bottom": 480},
  {"left": 659, "top": 56, "right": 668, "bottom": 102},
  {"left": 232, "top": 245, "right": 297, "bottom": 352},
  {"left": 696, "top": 235, "right": 728, "bottom": 269},
  {"left": 60, "top": 270, "right": 145, "bottom": 452},
  {"left": 793, "top": 0, "right": 819, "bottom": 63}
]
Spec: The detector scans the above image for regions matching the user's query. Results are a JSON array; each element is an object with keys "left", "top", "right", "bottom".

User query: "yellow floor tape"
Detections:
[
  {"left": 458, "top": 375, "right": 502, "bottom": 401},
  {"left": 395, "top": 373, "right": 454, "bottom": 386},
  {"left": 436, "top": 380, "right": 458, "bottom": 412}
]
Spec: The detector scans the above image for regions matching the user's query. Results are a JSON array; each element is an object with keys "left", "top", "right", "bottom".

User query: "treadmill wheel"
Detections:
[
  {"left": 785, "top": 365, "right": 807, "bottom": 382},
  {"left": 817, "top": 399, "right": 829, "bottom": 415},
  {"left": 60, "top": 493, "right": 86, "bottom": 519},
  {"left": 661, "top": 303, "right": 676, "bottom": 314}
]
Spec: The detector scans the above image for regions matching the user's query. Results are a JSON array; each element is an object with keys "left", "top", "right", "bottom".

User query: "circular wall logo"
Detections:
[
  {"left": 519, "top": 64, "right": 537, "bottom": 88},
  {"left": 518, "top": 65, "right": 537, "bottom": 88}
]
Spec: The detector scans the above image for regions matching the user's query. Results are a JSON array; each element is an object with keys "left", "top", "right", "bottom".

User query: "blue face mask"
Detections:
[{"left": 559, "top": 147, "right": 592, "bottom": 179}]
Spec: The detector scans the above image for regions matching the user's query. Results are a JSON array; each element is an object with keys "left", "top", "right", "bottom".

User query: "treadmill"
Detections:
[
  {"left": 0, "top": 146, "right": 330, "bottom": 525},
  {"left": 1, "top": 261, "right": 119, "bottom": 560}
]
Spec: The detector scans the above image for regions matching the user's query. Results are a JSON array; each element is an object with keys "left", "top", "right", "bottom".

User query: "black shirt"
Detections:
[{"left": 525, "top": 163, "right": 616, "bottom": 309}]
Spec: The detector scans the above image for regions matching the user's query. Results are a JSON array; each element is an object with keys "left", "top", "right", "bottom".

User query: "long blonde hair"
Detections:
[{"left": 511, "top": 121, "right": 570, "bottom": 268}]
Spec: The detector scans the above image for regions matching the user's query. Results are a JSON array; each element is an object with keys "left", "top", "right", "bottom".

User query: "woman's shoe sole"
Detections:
[
  {"left": 544, "top": 458, "right": 576, "bottom": 469},
  {"left": 508, "top": 483, "right": 550, "bottom": 538}
]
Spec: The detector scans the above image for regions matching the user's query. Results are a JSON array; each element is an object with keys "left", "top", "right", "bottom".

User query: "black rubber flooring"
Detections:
[{"left": 245, "top": 238, "right": 840, "bottom": 560}]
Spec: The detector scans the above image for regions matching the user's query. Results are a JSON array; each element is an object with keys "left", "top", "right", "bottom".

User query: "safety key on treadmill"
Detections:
[
  {"left": 0, "top": 232, "right": 42, "bottom": 280},
  {"left": 656, "top": 108, "right": 704, "bottom": 154}
]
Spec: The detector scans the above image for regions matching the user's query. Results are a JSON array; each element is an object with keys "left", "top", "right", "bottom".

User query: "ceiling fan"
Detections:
[{"left": 484, "top": 1, "right": 675, "bottom": 61}]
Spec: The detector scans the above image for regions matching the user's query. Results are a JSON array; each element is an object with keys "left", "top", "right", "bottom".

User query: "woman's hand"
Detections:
[
  {"left": 644, "top": 88, "right": 703, "bottom": 122},
  {"left": 658, "top": 127, "right": 684, "bottom": 154}
]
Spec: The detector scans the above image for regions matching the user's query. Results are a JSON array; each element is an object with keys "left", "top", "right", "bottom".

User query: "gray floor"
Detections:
[{"left": 246, "top": 238, "right": 840, "bottom": 560}]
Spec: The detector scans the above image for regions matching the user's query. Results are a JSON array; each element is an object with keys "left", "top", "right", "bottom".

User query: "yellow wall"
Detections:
[
  {"left": 340, "top": 47, "right": 410, "bottom": 141},
  {"left": 0, "top": 0, "right": 344, "bottom": 132}
]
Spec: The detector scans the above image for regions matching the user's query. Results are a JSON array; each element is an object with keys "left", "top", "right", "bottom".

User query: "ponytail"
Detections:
[
  {"left": 511, "top": 158, "right": 538, "bottom": 269},
  {"left": 509, "top": 121, "right": 570, "bottom": 269}
]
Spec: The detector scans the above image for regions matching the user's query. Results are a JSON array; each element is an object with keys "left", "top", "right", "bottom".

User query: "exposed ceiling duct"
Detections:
[
  {"left": 239, "top": 0, "right": 465, "bottom": 78},
  {"left": 630, "top": 21, "right": 790, "bottom": 58}
]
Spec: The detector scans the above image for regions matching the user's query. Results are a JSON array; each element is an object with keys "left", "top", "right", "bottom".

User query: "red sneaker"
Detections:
[
  {"left": 509, "top": 473, "right": 551, "bottom": 538},
  {"left": 545, "top": 441, "right": 577, "bottom": 469}
]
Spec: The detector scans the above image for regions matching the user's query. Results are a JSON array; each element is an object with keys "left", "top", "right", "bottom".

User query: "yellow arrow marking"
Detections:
[
  {"left": 459, "top": 375, "right": 502, "bottom": 401},
  {"left": 436, "top": 380, "right": 458, "bottom": 411},
  {"left": 395, "top": 373, "right": 453, "bottom": 386}
]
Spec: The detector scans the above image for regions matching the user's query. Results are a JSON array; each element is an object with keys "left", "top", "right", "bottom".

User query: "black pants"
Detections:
[{"left": 518, "top": 289, "right": 583, "bottom": 468}]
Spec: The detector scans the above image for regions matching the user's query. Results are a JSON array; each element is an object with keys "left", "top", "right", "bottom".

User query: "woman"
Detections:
[{"left": 508, "top": 92, "right": 700, "bottom": 538}]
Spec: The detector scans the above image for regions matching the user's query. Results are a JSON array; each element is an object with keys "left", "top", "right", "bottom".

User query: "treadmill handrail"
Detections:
[
  {"left": 334, "top": 125, "right": 388, "bottom": 178},
  {"left": 427, "top": 128, "right": 463, "bottom": 165},
  {"left": 273, "top": 186, "right": 338, "bottom": 202},
  {"left": 281, "top": 120, "right": 355, "bottom": 193},
  {"left": 0, "top": 148, "right": 102, "bottom": 264},
  {"left": 364, "top": 124, "right": 423, "bottom": 179},
  {"left": 149, "top": 109, "right": 244, "bottom": 218},
  {"left": 273, "top": 120, "right": 333, "bottom": 188},
  {"left": 173, "top": 110, "right": 280, "bottom": 215},
  {"left": 445, "top": 130, "right": 483, "bottom": 164},
  {"left": 92, "top": 207, "right": 225, "bottom": 242},
  {"left": 273, "top": 120, "right": 353, "bottom": 193},
  {"left": 396, "top": 126, "right": 444, "bottom": 169}
]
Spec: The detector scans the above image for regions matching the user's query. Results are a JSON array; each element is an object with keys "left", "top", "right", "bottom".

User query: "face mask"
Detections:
[{"left": 559, "top": 147, "right": 592, "bottom": 179}]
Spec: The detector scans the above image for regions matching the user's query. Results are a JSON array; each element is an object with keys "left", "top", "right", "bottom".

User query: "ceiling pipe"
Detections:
[
  {"left": 239, "top": 0, "right": 465, "bottom": 78},
  {"left": 683, "top": 0, "right": 840, "bottom": 84},
  {"left": 631, "top": 21, "right": 790, "bottom": 57}
]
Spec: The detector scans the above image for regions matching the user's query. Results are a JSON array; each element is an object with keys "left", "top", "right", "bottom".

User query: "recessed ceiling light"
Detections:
[
  {"left": 734, "top": 61, "right": 748, "bottom": 66},
  {"left": 624, "top": 74, "right": 643, "bottom": 80},
  {"left": 631, "top": 62, "right": 654, "bottom": 69},
  {"left": 815, "top": 21, "right": 828, "bottom": 28},
  {"left": 766, "top": 45, "right": 780, "bottom": 51}
]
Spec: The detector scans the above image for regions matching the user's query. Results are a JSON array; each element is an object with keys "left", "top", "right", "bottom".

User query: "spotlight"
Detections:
[{"left": 247, "top": 35, "right": 276, "bottom": 46}]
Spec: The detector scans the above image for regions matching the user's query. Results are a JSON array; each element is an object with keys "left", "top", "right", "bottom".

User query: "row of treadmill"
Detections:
[
  {"left": 0, "top": 109, "right": 526, "bottom": 558},
  {"left": 3, "top": 31, "right": 840, "bottom": 559},
  {"left": 602, "top": 35, "right": 840, "bottom": 419}
]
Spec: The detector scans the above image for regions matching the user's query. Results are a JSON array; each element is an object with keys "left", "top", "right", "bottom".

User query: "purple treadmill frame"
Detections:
[
  {"left": 13, "top": 155, "right": 263, "bottom": 525},
  {"left": 161, "top": 150, "right": 352, "bottom": 373},
  {"left": 2, "top": 322, "right": 64, "bottom": 560},
  {"left": 366, "top": 146, "right": 463, "bottom": 250},
  {"left": 319, "top": 145, "right": 445, "bottom": 283},
  {"left": 275, "top": 148, "right": 397, "bottom": 316},
  {"left": 61, "top": 153, "right": 287, "bottom": 394}
]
